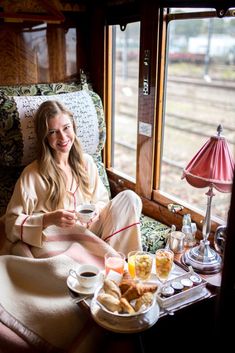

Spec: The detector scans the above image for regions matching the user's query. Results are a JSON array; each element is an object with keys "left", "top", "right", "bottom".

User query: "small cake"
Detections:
[
  {"left": 181, "top": 278, "right": 193, "bottom": 289},
  {"left": 171, "top": 280, "right": 184, "bottom": 292},
  {"left": 161, "top": 285, "right": 175, "bottom": 297},
  {"left": 190, "top": 274, "right": 202, "bottom": 285}
]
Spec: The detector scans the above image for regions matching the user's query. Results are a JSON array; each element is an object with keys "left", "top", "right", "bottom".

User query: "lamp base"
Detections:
[{"left": 182, "top": 240, "right": 222, "bottom": 274}]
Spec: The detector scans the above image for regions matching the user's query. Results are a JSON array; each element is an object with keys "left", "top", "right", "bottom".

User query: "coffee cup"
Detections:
[
  {"left": 69, "top": 264, "right": 101, "bottom": 288},
  {"left": 76, "top": 204, "right": 96, "bottom": 223}
]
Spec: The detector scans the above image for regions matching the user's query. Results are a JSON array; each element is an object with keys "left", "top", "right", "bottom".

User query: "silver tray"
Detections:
[{"left": 156, "top": 268, "right": 207, "bottom": 309}]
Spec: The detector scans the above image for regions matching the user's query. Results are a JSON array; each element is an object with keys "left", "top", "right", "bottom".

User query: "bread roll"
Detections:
[
  {"left": 97, "top": 293, "right": 120, "bottom": 312},
  {"left": 103, "top": 279, "right": 121, "bottom": 299}
]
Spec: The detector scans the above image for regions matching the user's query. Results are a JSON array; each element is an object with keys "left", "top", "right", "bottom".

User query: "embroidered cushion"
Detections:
[{"left": 0, "top": 90, "right": 104, "bottom": 166}]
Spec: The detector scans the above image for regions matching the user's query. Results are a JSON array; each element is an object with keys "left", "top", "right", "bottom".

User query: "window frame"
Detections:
[{"left": 104, "top": 2, "right": 235, "bottom": 236}]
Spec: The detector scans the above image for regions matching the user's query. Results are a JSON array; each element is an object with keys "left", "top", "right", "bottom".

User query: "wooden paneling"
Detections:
[
  {"left": 0, "top": 27, "right": 38, "bottom": 84},
  {"left": 47, "top": 25, "right": 66, "bottom": 82},
  {"left": 0, "top": 20, "right": 87, "bottom": 85},
  {"left": 87, "top": 3, "right": 106, "bottom": 99}
]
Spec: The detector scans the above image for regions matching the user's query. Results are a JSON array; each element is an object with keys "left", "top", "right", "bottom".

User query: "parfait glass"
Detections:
[
  {"left": 134, "top": 251, "right": 153, "bottom": 282},
  {"left": 155, "top": 248, "right": 174, "bottom": 283}
]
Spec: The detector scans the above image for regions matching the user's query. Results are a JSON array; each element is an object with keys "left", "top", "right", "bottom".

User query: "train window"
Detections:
[
  {"left": 159, "top": 8, "right": 235, "bottom": 221},
  {"left": 110, "top": 22, "right": 140, "bottom": 180}
]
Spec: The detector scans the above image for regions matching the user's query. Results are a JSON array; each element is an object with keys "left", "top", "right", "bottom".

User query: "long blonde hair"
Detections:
[{"left": 34, "top": 100, "right": 90, "bottom": 209}]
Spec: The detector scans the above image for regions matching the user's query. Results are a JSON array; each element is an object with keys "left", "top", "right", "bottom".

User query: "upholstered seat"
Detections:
[{"left": 0, "top": 82, "right": 169, "bottom": 252}]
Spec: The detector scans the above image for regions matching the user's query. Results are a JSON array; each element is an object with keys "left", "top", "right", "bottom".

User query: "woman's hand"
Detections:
[{"left": 43, "top": 209, "right": 77, "bottom": 228}]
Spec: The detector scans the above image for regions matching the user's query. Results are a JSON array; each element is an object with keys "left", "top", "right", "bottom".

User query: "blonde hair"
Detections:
[{"left": 34, "top": 100, "right": 90, "bottom": 209}]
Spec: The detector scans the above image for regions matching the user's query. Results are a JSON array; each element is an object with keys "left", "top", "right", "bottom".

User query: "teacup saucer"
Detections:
[{"left": 67, "top": 273, "right": 104, "bottom": 295}]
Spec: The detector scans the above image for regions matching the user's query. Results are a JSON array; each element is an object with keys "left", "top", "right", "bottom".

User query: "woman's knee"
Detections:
[{"left": 119, "top": 190, "right": 142, "bottom": 213}]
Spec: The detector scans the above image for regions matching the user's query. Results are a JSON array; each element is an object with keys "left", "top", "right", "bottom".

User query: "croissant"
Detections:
[
  {"left": 119, "top": 272, "right": 136, "bottom": 294},
  {"left": 121, "top": 285, "right": 139, "bottom": 301},
  {"left": 97, "top": 293, "right": 121, "bottom": 312},
  {"left": 103, "top": 279, "right": 121, "bottom": 299},
  {"left": 122, "top": 282, "right": 158, "bottom": 301},
  {"left": 119, "top": 279, "right": 135, "bottom": 294},
  {"left": 136, "top": 283, "right": 158, "bottom": 296},
  {"left": 135, "top": 292, "right": 154, "bottom": 312},
  {"left": 122, "top": 270, "right": 133, "bottom": 281}
]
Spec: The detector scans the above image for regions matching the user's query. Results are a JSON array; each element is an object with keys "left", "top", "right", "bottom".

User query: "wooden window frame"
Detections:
[{"left": 103, "top": 2, "right": 232, "bottom": 239}]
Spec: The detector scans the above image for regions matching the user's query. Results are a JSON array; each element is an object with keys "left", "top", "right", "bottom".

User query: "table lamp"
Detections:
[{"left": 181, "top": 125, "right": 234, "bottom": 274}]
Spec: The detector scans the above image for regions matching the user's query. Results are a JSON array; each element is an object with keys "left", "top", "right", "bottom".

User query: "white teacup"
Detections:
[
  {"left": 69, "top": 264, "right": 101, "bottom": 288},
  {"left": 76, "top": 204, "right": 96, "bottom": 223}
]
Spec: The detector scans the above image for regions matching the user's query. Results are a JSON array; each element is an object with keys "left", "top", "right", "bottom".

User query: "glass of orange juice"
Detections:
[
  {"left": 127, "top": 251, "right": 138, "bottom": 278},
  {"left": 104, "top": 251, "right": 125, "bottom": 275}
]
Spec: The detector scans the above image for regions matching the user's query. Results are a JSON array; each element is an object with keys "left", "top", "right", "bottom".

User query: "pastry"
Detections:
[
  {"left": 103, "top": 279, "right": 121, "bottom": 299},
  {"left": 122, "top": 284, "right": 139, "bottom": 301},
  {"left": 122, "top": 270, "right": 132, "bottom": 281},
  {"left": 135, "top": 292, "right": 154, "bottom": 312},
  {"left": 119, "top": 279, "right": 135, "bottom": 294},
  {"left": 137, "top": 283, "right": 158, "bottom": 296},
  {"left": 122, "top": 282, "right": 158, "bottom": 301},
  {"left": 97, "top": 293, "right": 121, "bottom": 312},
  {"left": 120, "top": 297, "right": 135, "bottom": 314},
  {"left": 119, "top": 271, "right": 136, "bottom": 294}
]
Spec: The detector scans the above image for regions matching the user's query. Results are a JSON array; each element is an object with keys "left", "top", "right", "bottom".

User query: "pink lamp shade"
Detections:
[{"left": 182, "top": 134, "right": 235, "bottom": 193}]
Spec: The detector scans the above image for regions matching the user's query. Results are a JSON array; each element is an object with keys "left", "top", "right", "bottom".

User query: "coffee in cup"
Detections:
[
  {"left": 76, "top": 204, "right": 96, "bottom": 223},
  {"left": 69, "top": 264, "right": 101, "bottom": 288}
]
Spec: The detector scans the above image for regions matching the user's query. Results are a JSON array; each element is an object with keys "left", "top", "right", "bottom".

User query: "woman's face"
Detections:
[{"left": 47, "top": 113, "right": 75, "bottom": 158}]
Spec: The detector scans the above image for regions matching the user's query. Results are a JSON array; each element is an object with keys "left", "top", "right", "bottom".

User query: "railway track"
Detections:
[
  {"left": 114, "top": 73, "right": 235, "bottom": 179},
  {"left": 114, "top": 108, "right": 235, "bottom": 173},
  {"left": 166, "top": 113, "right": 235, "bottom": 145}
]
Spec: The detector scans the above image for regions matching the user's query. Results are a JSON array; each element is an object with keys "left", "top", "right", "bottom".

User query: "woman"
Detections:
[{"left": 4, "top": 100, "right": 143, "bottom": 258}]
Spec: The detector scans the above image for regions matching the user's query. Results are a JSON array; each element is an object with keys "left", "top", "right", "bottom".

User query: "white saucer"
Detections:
[{"left": 67, "top": 274, "right": 104, "bottom": 295}]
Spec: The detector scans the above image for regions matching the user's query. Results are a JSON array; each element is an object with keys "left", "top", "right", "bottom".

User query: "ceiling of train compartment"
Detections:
[
  {"left": 0, "top": 0, "right": 233, "bottom": 25},
  {"left": 0, "top": 0, "right": 87, "bottom": 23}
]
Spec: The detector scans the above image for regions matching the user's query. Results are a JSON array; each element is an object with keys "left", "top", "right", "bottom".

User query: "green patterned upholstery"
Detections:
[
  {"left": 140, "top": 215, "right": 169, "bottom": 253},
  {"left": 0, "top": 82, "right": 82, "bottom": 96},
  {"left": 0, "top": 82, "right": 168, "bottom": 252}
]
